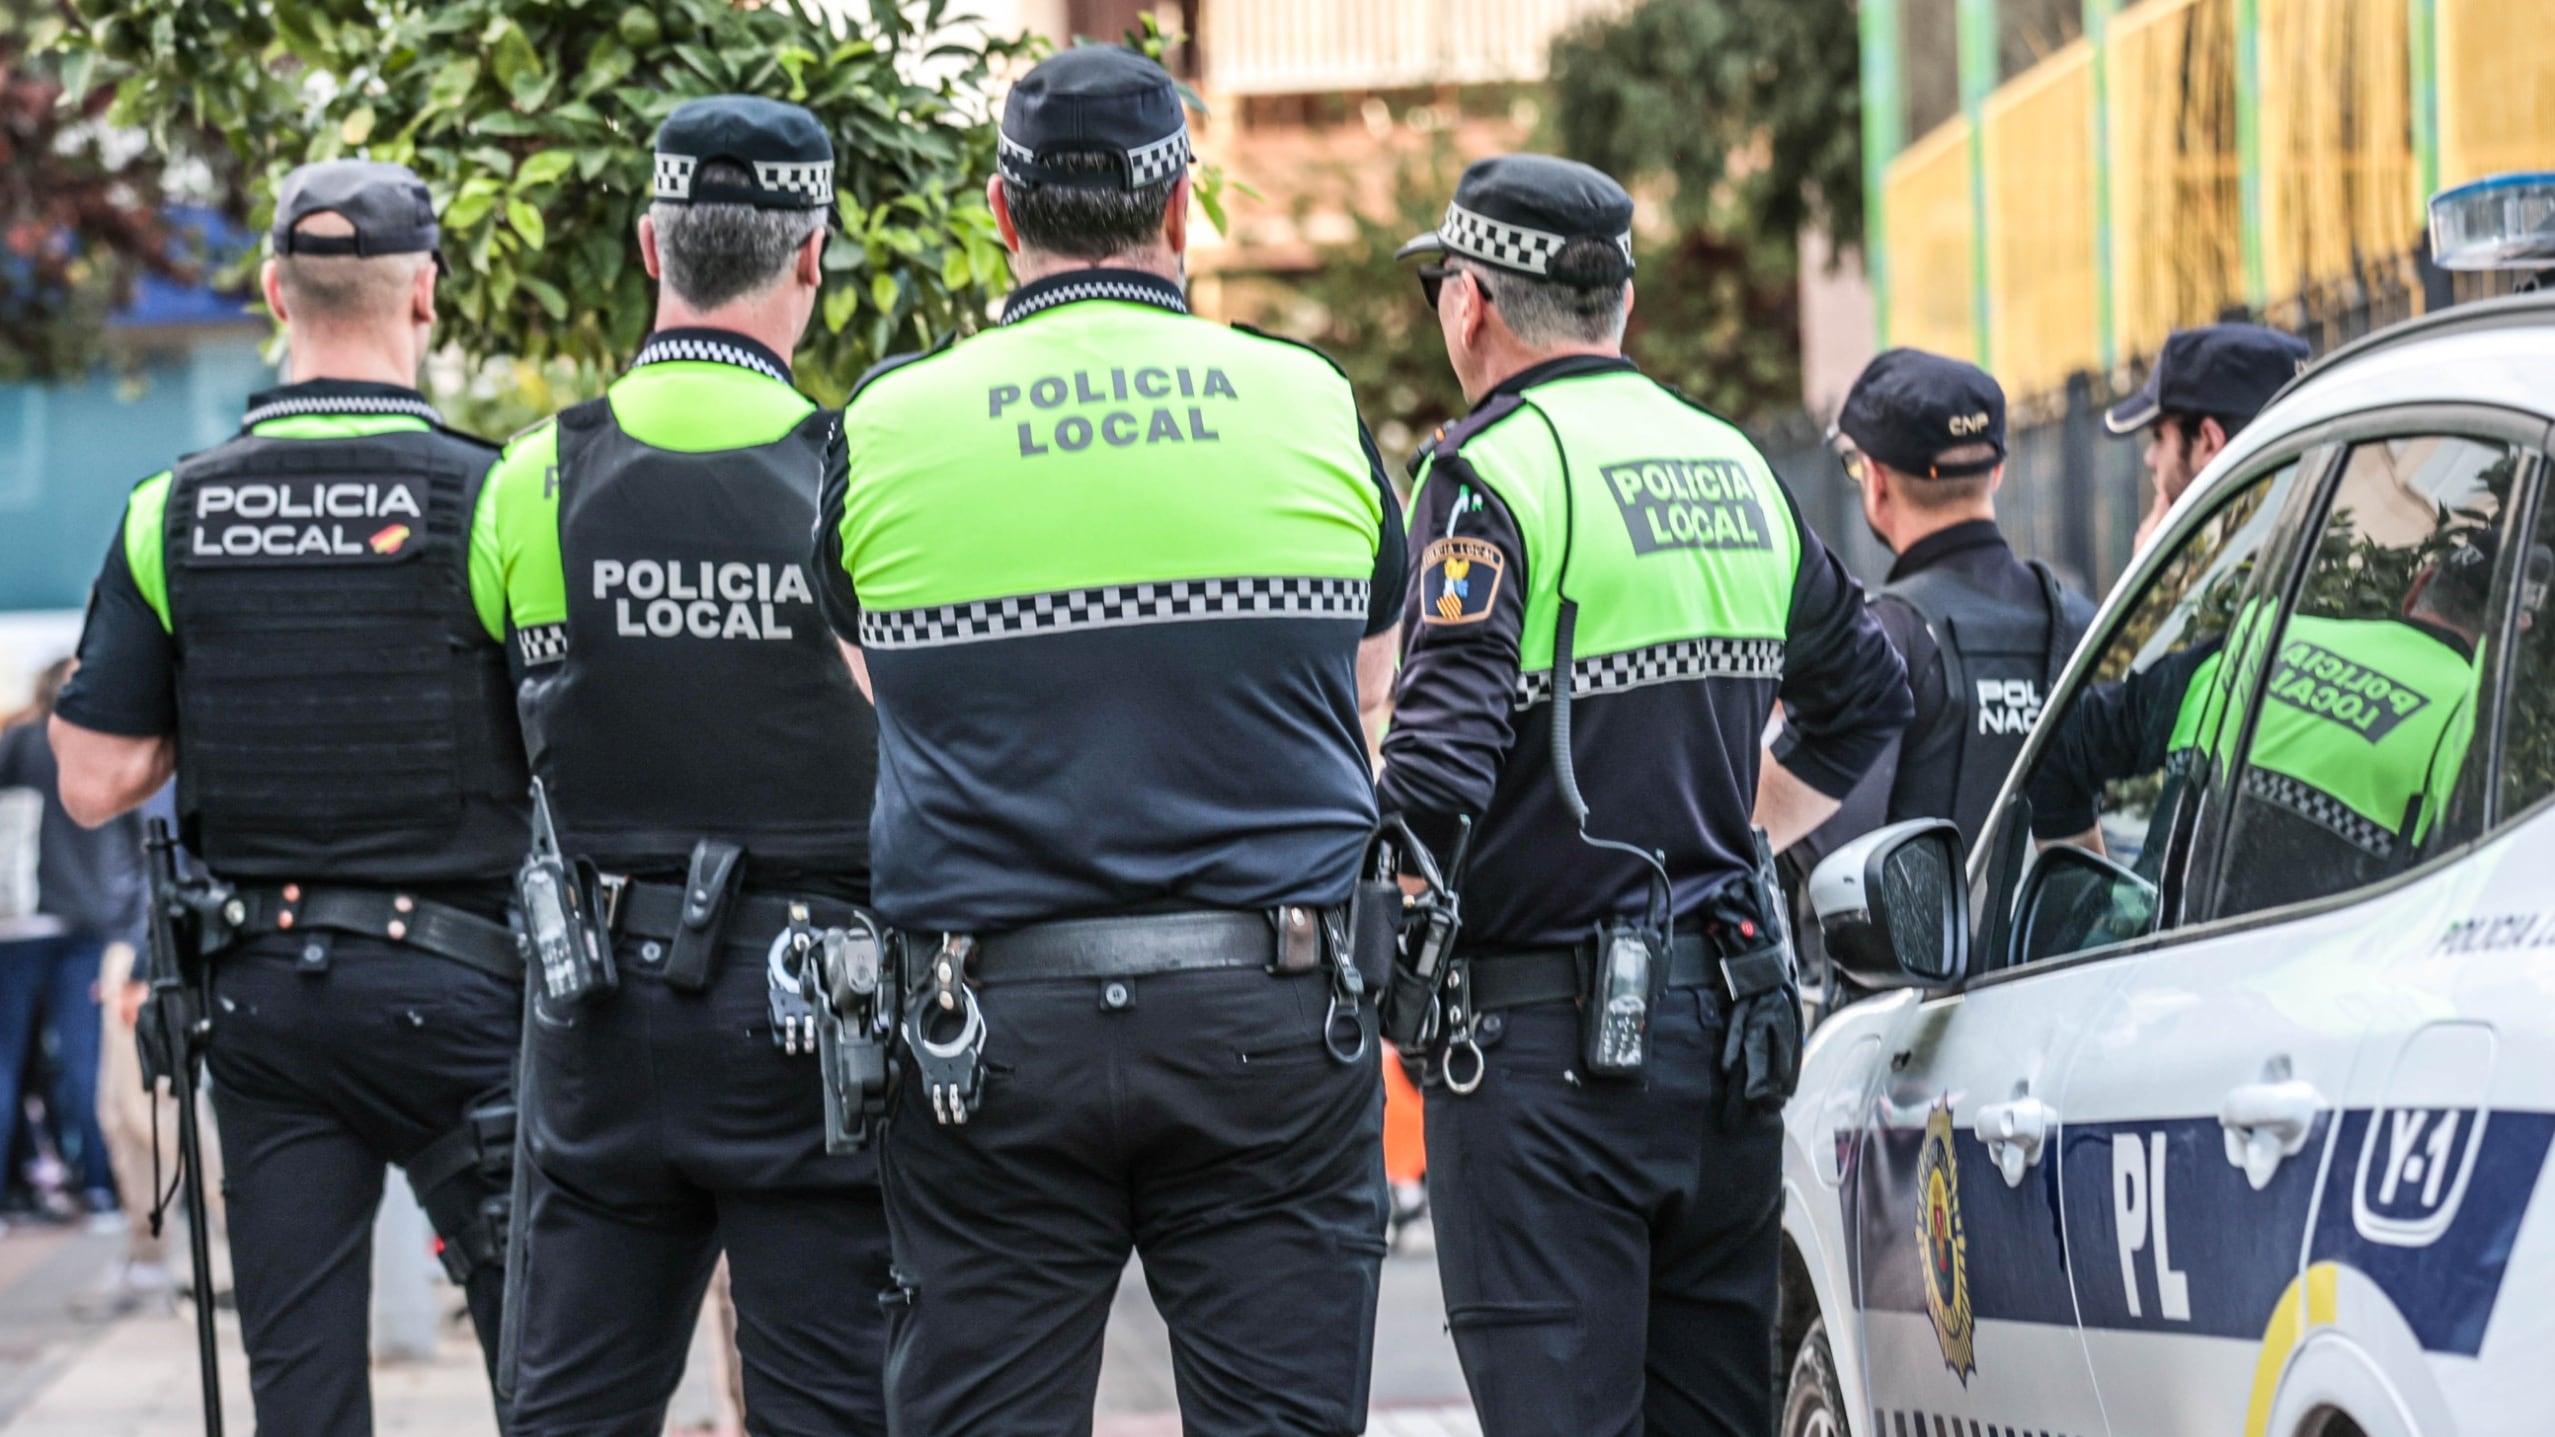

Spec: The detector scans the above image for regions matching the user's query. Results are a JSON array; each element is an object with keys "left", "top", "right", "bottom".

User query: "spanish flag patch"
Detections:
[{"left": 1420, "top": 536, "right": 1503, "bottom": 626}]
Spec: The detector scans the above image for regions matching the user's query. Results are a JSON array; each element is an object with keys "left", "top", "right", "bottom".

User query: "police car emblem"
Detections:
[
  {"left": 1421, "top": 536, "right": 1502, "bottom": 626},
  {"left": 1917, "top": 1102, "right": 1977, "bottom": 1383}
]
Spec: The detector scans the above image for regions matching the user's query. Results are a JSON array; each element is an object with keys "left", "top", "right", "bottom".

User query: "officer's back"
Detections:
[{"left": 1810, "top": 349, "right": 2096, "bottom": 852}]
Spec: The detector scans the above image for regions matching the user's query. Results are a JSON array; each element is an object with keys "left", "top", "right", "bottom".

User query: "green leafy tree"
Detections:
[
  {"left": 57, "top": 0, "right": 1040, "bottom": 403},
  {"left": 0, "top": 0, "right": 232, "bottom": 380}
]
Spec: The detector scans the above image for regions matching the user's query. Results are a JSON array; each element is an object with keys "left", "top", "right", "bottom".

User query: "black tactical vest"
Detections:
[
  {"left": 514, "top": 399, "right": 874, "bottom": 887},
  {"left": 163, "top": 427, "right": 529, "bottom": 883},
  {"left": 1885, "top": 561, "right": 2085, "bottom": 844}
]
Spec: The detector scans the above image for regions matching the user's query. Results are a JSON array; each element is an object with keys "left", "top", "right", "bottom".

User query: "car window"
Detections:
[
  {"left": 2000, "top": 456, "right": 2309, "bottom": 964},
  {"left": 2211, "top": 436, "right": 2516, "bottom": 920},
  {"left": 2499, "top": 487, "right": 2555, "bottom": 821}
]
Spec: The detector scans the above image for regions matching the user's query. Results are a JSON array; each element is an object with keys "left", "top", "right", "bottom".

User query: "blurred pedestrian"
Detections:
[{"left": 0, "top": 659, "right": 136, "bottom": 1222}]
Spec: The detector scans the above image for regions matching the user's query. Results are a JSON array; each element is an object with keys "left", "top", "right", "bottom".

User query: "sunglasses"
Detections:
[
  {"left": 1419, "top": 264, "right": 1492, "bottom": 312},
  {"left": 1831, "top": 441, "right": 1867, "bottom": 487}
]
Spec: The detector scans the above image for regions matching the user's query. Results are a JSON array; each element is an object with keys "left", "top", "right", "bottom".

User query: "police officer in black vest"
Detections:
[
  {"left": 1805, "top": 349, "right": 2097, "bottom": 852},
  {"left": 473, "top": 97, "right": 889, "bottom": 1436},
  {"left": 50, "top": 161, "right": 529, "bottom": 1433}
]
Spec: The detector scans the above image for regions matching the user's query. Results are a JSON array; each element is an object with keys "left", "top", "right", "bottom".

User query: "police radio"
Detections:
[{"left": 517, "top": 778, "right": 615, "bottom": 1007}]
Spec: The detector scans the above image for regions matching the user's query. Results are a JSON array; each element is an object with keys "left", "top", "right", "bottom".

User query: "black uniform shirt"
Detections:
[{"left": 1378, "top": 355, "right": 1911, "bottom": 948}]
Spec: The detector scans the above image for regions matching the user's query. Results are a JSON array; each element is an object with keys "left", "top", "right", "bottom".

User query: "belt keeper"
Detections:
[{"left": 666, "top": 839, "right": 746, "bottom": 991}]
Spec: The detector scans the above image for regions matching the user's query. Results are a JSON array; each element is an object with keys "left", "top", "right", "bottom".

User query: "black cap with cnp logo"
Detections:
[
  {"left": 652, "top": 95, "right": 837, "bottom": 212},
  {"left": 271, "top": 160, "right": 442, "bottom": 261},
  {"left": 998, "top": 46, "right": 1193, "bottom": 193},
  {"left": 1835, "top": 347, "right": 2007, "bottom": 480},
  {"left": 2104, "top": 323, "right": 2311, "bottom": 435},
  {"left": 1394, "top": 153, "right": 1636, "bottom": 284}
]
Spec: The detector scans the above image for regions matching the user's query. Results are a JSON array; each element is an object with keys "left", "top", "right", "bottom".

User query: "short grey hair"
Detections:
[
  {"left": 1459, "top": 236, "right": 1629, "bottom": 347},
  {"left": 1001, "top": 151, "right": 1178, "bottom": 261},
  {"left": 648, "top": 160, "right": 825, "bottom": 310}
]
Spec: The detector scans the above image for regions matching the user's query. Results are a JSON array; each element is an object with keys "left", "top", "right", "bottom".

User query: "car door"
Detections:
[{"left": 2026, "top": 416, "right": 2546, "bottom": 1435}]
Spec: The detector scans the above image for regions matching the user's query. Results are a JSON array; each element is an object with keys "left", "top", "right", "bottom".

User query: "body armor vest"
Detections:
[
  {"left": 1885, "top": 561, "right": 2084, "bottom": 844},
  {"left": 163, "top": 427, "right": 528, "bottom": 883},
  {"left": 517, "top": 399, "right": 874, "bottom": 882}
]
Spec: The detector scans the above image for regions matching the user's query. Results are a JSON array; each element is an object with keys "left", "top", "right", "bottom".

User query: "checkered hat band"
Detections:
[
  {"left": 2240, "top": 767, "right": 2395, "bottom": 859},
  {"left": 996, "top": 127, "right": 1191, "bottom": 188},
  {"left": 1512, "top": 637, "right": 1786, "bottom": 710},
  {"left": 516, "top": 623, "right": 567, "bottom": 669},
  {"left": 859, "top": 576, "right": 1370, "bottom": 651},
  {"left": 652, "top": 152, "right": 832, "bottom": 208},
  {"left": 1438, "top": 202, "right": 1633, "bottom": 278}
]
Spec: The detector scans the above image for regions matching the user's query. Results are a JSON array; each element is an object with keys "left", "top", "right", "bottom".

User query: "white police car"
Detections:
[{"left": 1777, "top": 287, "right": 2555, "bottom": 1437}]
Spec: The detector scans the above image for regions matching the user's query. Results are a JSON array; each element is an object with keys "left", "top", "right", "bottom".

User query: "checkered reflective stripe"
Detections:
[
  {"left": 630, "top": 336, "right": 790, "bottom": 384},
  {"left": 859, "top": 576, "right": 1369, "bottom": 651},
  {"left": 1513, "top": 638, "right": 1785, "bottom": 709},
  {"left": 1001, "top": 279, "right": 1190, "bottom": 323},
  {"left": 1437, "top": 201, "right": 1633, "bottom": 277},
  {"left": 1125, "top": 129, "right": 1193, "bottom": 186},
  {"left": 754, "top": 160, "right": 834, "bottom": 207},
  {"left": 653, "top": 153, "right": 698, "bottom": 201},
  {"left": 995, "top": 132, "right": 1037, "bottom": 182},
  {"left": 240, "top": 395, "right": 444, "bottom": 427},
  {"left": 2240, "top": 766, "right": 2396, "bottom": 859},
  {"left": 516, "top": 623, "right": 567, "bottom": 668}
]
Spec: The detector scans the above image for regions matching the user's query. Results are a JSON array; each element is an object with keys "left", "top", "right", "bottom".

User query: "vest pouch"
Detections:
[{"left": 664, "top": 839, "right": 747, "bottom": 991}]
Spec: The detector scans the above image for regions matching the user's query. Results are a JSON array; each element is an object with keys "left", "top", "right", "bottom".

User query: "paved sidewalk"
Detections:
[{"left": 0, "top": 1222, "right": 1475, "bottom": 1434}]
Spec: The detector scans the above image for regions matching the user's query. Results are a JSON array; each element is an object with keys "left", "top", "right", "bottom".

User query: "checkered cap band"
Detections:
[
  {"left": 517, "top": 623, "right": 567, "bottom": 669},
  {"left": 1513, "top": 638, "right": 1785, "bottom": 709},
  {"left": 1437, "top": 202, "right": 1633, "bottom": 278},
  {"left": 996, "top": 127, "right": 1191, "bottom": 188},
  {"left": 2240, "top": 767, "right": 2396, "bottom": 859},
  {"left": 754, "top": 160, "right": 834, "bottom": 206},
  {"left": 653, "top": 154, "right": 698, "bottom": 201},
  {"left": 860, "top": 576, "right": 1370, "bottom": 651}
]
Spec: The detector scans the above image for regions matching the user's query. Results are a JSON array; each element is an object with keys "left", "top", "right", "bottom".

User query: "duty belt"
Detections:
[
  {"left": 221, "top": 884, "right": 520, "bottom": 982},
  {"left": 953, "top": 908, "right": 1344, "bottom": 983},
  {"left": 1463, "top": 933, "right": 1714, "bottom": 1014},
  {"left": 612, "top": 881, "right": 867, "bottom": 949}
]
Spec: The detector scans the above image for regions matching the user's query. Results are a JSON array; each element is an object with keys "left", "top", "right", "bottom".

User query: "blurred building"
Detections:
[{"left": 1849, "top": 0, "right": 2553, "bottom": 593}]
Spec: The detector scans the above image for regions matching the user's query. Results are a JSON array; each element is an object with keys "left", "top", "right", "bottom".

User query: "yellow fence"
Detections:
[
  {"left": 1981, "top": 41, "right": 2096, "bottom": 400},
  {"left": 1878, "top": 0, "right": 2555, "bottom": 399},
  {"left": 1881, "top": 118, "right": 1976, "bottom": 365}
]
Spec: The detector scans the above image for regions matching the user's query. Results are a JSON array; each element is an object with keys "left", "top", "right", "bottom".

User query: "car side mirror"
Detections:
[
  {"left": 2011, "top": 843, "right": 2159, "bottom": 965},
  {"left": 1807, "top": 819, "right": 1968, "bottom": 988}
]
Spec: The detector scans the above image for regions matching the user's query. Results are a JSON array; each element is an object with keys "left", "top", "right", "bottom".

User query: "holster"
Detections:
[{"left": 665, "top": 839, "right": 747, "bottom": 991}]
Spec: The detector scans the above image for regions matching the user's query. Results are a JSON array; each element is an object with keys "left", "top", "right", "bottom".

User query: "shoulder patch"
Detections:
[{"left": 1418, "top": 536, "right": 1505, "bottom": 626}]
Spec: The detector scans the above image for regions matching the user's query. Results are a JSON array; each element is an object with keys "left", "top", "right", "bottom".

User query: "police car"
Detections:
[{"left": 1776, "top": 282, "right": 2555, "bottom": 1437}]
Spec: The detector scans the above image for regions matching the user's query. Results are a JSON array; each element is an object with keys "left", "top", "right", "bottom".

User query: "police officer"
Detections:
[
  {"left": 472, "top": 97, "right": 888, "bottom": 1435},
  {"left": 1810, "top": 349, "right": 2097, "bottom": 849},
  {"left": 48, "top": 161, "right": 527, "bottom": 1433},
  {"left": 812, "top": 46, "right": 1407, "bottom": 1436},
  {"left": 2108, "top": 322, "right": 2310, "bottom": 550},
  {"left": 1378, "top": 155, "right": 1910, "bottom": 1436}
]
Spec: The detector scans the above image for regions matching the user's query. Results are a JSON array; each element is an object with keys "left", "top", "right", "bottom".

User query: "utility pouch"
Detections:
[
  {"left": 1369, "top": 815, "right": 1468, "bottom": 1053},
  {"left": 1347, "top": 879, "right": 1401, "bottom": 996},
  {"left": 665, "top": 838, "right": 746, "bottom": 991},
  {"left": 1579, "top": 921, "right": 1661, "bottom": 1079},
  {"left": 1708, "top": 830, "right": 1806, "bottom": 1127}
]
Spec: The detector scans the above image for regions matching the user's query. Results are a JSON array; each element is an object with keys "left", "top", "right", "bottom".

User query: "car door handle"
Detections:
[
  {"left": 2219, "top": 1079, "right": 2324, "bottom": 1190},
  {"left": 1974, "top": 1097, "right": 2055, "bottom": 1187}
]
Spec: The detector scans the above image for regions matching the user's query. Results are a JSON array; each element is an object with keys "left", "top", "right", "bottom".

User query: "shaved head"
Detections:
[{"left": 270, "top": 212, "right": 432, "bottom": 329}]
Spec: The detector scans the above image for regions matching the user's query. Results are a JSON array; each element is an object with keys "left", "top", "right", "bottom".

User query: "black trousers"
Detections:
[
  {"left": 205, "top": 934, "right": 519, "bottom": 1437},
  {"left": 510, "top": 936, "right": 892, "bottom": 1437},
  {"left": 1425, "top": 988, "right": 1783, "bottom": 1437},
  {"left": 881, "top": 966, "right": 1388, "bottom": 1437}
]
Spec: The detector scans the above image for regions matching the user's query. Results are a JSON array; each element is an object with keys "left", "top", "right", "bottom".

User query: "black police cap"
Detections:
[
  {"left": 999, "top": 46, "right": 1192, "bottom": 192},
  {"left": 2105, "top": 323, "right": 2311, "bottom": 435},
  {"left": 1395, "top": 154, "right": 1635, "bottom": 285},
  {"left": 1836, "top": 348, "right": 2007, "bottom": 481},
  {"left": 271, "top": 160, "right": 440, "bottom": 261},
  {"left": 653, "top": 95, "right": 836, "bottom": 212}
]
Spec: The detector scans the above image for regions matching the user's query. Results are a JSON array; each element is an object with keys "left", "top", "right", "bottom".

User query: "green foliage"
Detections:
[
  {"left": 0, "top": 0, "right": 231, "bottom": 380},
  {"left": 1544, "top": 0, "right": 1862, "bottom": 247},
  {"left": 58, "top": 0, "right": 1041, "bottom": 403}
]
